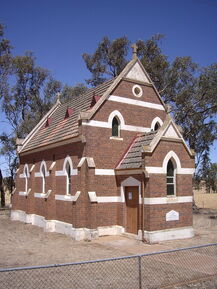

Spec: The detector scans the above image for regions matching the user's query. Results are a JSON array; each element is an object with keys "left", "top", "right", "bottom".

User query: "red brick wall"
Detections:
[{"left": 13, "top": 77, "right": 194, "bottom": 235}]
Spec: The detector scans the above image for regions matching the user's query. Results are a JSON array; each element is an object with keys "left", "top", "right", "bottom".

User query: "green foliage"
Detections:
[
  {"left": 83, "top": 36, "right": 129, "bottom": 86},
  {"left": 61, "top": 83, "right": 87, "bottom": 103},
  {"left": 0, "top": 24, "right": 12, "bottom": 99},
  {"left": 2, "top": 52, "right": 62, "bottom": 138},
  {"left": 0, "top": 23, "right": 87, "bottom": 179},
  {"left": 202, "top": 163, "right": 217, "bottom": 193}
]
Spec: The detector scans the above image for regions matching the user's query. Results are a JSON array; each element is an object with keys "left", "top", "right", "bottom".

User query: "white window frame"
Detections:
[
  {"left": 151, "top": 117, "right": 163, "bottom": 131},
  {"left": 63, "top": 156, "right": 73, "bottom": 195},
  {"left": 166, "top": 158, "right": 177, "bottom": 197},
  {"left": 65, "top": 161, "right": 72, "bottom": 195},
  {"left": 39, "top": 161, "right": 49, "bottom": 194},
  {"left": 23, "top": 164, "right": 29, "bottom": 193}
]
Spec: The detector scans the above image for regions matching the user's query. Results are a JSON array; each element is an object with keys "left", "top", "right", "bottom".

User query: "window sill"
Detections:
[
  {"left": 55, "top": 191, "right": 81, "bottom": 202},
  {"left": 110, "top": 136, "right": 123, "bottom": 141}
]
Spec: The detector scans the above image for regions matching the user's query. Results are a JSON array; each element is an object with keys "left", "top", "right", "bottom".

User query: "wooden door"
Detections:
[{"left": 125, "top": 186, "right": 139, "bottom": 234}]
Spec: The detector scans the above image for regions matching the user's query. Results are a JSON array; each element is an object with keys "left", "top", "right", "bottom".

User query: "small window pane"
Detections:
[
  {"left": 66, "top": 162, "right": 71, "bottom": 194},
  {"left": 167, "top": 160, "right": 174, "bottom": 176},
  {"left": 167, "top": 160, "right": 175, "bottom": 196},
  {"left": 167, "top": 177, "right": 174, "bottom": 184},
  {"left": 167, "top": 184, "right": 174, "bottom": 195},
  {"left": 154, "top": 122, "right": 160, "bottom": 131},
  {"left": 112, "top": 117, "right": 119, "bottom": 137}
]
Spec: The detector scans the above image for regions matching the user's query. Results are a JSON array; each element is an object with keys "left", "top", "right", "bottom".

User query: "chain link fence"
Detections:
[{"left": 0, "top": 243, "right": 217, "bottom": 289}]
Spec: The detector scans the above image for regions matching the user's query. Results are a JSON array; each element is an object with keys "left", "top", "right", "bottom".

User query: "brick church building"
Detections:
[{"left": 11, "top": 50, "right": 195, "bottom": 243}]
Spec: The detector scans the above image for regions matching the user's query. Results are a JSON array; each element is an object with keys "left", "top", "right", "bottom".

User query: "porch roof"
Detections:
[{"left": 116, "top": 131, "right": 157, "bottom": 170}]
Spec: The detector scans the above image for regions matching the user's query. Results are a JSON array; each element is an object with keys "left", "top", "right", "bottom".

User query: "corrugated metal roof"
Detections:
[
  {"left": 117, "top": 131, "right": 157, "bottom": 170},
  {"left": 22, "top": 78, "right": 115, "bottom": 152}
]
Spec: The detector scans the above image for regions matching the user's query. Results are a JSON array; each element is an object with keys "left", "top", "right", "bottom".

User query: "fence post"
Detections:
[{"left": 138, "top": 255, "right": 142, "bottom": 289}]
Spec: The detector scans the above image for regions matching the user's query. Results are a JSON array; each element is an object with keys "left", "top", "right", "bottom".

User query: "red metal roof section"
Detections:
[
  {"left": 45, "top": 117, "right": 53, "bottom": 128},
  {"left": 90, "top": 95, "right": 102, "bottom": 108},
  {"left": 65, "top": 107, "right": 74, "bottom": 119}
]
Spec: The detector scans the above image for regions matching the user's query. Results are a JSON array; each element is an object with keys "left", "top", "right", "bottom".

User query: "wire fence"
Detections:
[{"left": 0, "top": 243, "right": 217, "bottom": 289}]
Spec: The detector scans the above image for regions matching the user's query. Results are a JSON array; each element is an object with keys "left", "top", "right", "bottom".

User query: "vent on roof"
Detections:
[
  {"left": 90, "top": 95, "right": 101, "bottom": 108},
  {"left": 65, "top": 107, "right": 74, "bottom": 119},
  {"left": 45, "top": 117, "right": 53, "bottom": 128}
]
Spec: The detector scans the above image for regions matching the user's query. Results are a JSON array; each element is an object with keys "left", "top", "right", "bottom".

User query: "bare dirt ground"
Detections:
[
  {"left": 0, "top": 209, "right": 217, "bottom": 288},
  {"left": 0, "top": 209, "right": 217, "bottom": 269}
]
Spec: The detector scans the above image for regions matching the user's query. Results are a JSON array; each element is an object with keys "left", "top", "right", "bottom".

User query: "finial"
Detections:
[
  {"left": 131, "top": 43, "right": 138, "bottom": 59},
  {"left": 56, "top": 92, "right": 61, "bottom": 103}
]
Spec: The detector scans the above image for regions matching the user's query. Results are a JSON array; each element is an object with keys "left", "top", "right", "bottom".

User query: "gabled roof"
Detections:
[
  {"left": 20, "top": 78, "right": 115, "bottom": 153},
  {"left": 79, "top": 57, "right": 167, "bottom": 120},
  {"left": 19, "top": 56, "right": 167, "bottom": 154},
  {"left": 143, "top": 115, "right": 194, "bottom": 157},
  {"left": 116, "top": 115, "right": 195, "bottom": 170},
  {"left": 116, "top": 132, "right": 157, "bottom": 170}
]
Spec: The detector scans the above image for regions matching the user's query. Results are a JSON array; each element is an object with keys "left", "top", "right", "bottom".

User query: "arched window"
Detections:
[
  {"left": 66, "top": 161, "right": 71, "bottom": 195},
  {"left": 112, "top": 117, "right": 120, "bottom": 137},
  {"left": 167, "top": 159, "right": 176, "bottom": 196},
  {"left": 154, "top": 122, "right": 160, "bottom": 131},
  {"left": 41, "top": 164, "right": 46, "bottom": 194},
  {"left": 24, "top": 165, "right": 28, "bottom": 193}
]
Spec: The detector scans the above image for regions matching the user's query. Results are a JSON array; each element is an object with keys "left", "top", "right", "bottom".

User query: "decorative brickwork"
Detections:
[{"left": 12, "top": 57, "right": 195, "bottom": 242}]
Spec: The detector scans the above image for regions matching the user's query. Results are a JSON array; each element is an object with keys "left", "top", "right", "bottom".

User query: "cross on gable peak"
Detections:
[{"left": 131, "top": 43, "right": 138, "bottom": 59}]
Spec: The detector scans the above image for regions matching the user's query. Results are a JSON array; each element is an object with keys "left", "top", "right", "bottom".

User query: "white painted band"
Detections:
[
  {"left": 82, "top": 120, "right": 150, "bottom": 133},
  {"left": 143, "top": 196, "right": 192, "bottom": 205},
  {"left": 97, "top": 196, "right": 122, "bottom": 203},
  {"left": 108, "top": 95, "right": 165, "bottom": 111},
  {"left": 146, "top": 166, "right": 195, "bottom": 175},
  {"left": 34, "top": 171, "right": 49, "bottom": 177},
  {"left": 19, "top": 191, "right": 27, "bottom": 196},
  {"left": 94, "top": 168, "right": 194, "bottom": 175},
  {"left": 55, "top": 191, "right": 81, "bottom": 202},
  {"left": 55, "top": 169, "right": 78, "bottom": 176},
  {"left": 95, "top": 169, "right": 115, "bottom": 175}
]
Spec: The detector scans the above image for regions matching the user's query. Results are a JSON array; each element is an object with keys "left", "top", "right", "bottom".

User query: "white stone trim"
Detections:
[
  {"left": 19, "top": 188, "right": 31, "bottom": 196},
  {"left": 34, "top": 190, "right": 52, "bottom": 199},
  {"left": 34, "top": 161, "right": 49, "bottom": 177},
  {"left": 132, "top": 84, "right": 143, "bottom": 97},
  {"left": 19, "top": 191, "right": 26, "bottom": 196},
  {"left": 35, "top": 172, "right": 42, "bottom": 177},
  {"left": 95, "top": 169, "right": 115, "bottom": 175},
  {"left": 143, "top": 196, "right": 192, "bottom": 205},
  {"left": 49, "top": 161, "right": 56, "bottom": 171},
  {"left": 125, "top": 62, "right": 150, "bottom": 83},
  {"left": 93, "top": 167, "right": 194, "bottom": 176},
  {"left": 10, "top": 210, "right": 124, "bottom": 241},
  {"left": 11, "top": 210, "right": 193, "bottom": 243},
  {"left": 82, "top": 120, "right": 150, "bottom": 133},
  {"left": 55, "top": 169, "right": 78, "bottom": 176},
  {"left": 88, "top": 191, "right": 98, "bottom": 202},
  {"left": 121, "top": 176, "right": 141, "bottom": 203},
  {"left": 98, "top": 225, "right": 125, "bottom": 236},
  {"left": 88, "top": 192, "right": 122, "bottom": 203},
  {"left": 143, "top": 226, "right": 194, "bottom": 243},
  {"left": 55, "top": 191, "right": 81, "bottom": 202},
  {"left": 146, "top": 166, "right": 195, "bottom": 175},
  {"left": 108, "top": 95, "right": 165, "bottom": 111},
  {"left": 151, "top": 117, "right": 163, "bottom": 131},
  {"left": 108, "top": 110, "right": 125, "bottom": 128},
  {"left": 29, "top": 164, "right": 35, "bottom": 173},
  {"left": 83, "top": 110, "right": 150, "bottom": 133},
  {"left": 109, "top": 136, "right": 123, "bottom": 141},
  {"left": 97, "top": 196, "right": 122, "bottom": 203}
]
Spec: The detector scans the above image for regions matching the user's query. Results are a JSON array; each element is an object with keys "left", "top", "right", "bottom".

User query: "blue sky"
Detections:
[{"left": 0, "top": 0, "right": 217, "bottom": 175}]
